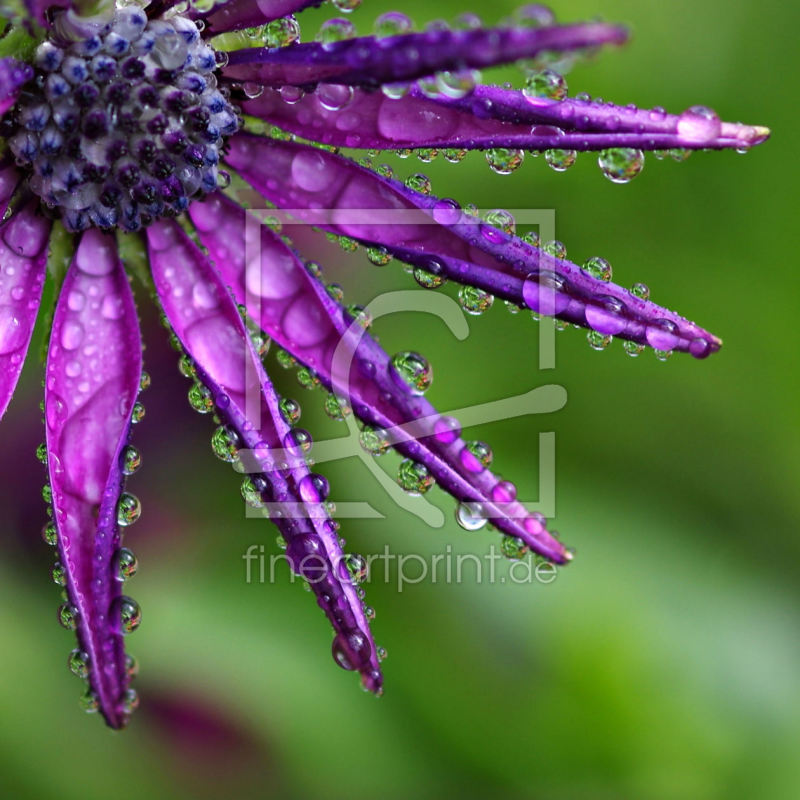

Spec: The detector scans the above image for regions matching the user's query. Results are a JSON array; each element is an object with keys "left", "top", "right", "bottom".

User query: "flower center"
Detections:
[{"left": 4, "top": 7, "right": 238, "bottom": 232}]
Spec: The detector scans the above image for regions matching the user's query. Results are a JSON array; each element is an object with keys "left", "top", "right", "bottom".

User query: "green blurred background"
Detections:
[{"left": 1, "top": 1, "right": 797, "bottom": 798}]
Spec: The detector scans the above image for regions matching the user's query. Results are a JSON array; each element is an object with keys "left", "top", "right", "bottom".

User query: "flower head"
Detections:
[{"left": 0, "top": 0, "right": 768, "bottom": 728}]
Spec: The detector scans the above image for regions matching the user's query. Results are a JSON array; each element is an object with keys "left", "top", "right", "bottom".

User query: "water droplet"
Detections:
[
  {"left": 459, "top": 440, "right": 493, "bottom": 472},
  {"left": 68, "top": 648, "right": 89, "bottom": 678},
  {"left": 366, "top": 246, "right": 392, "bottom": 266},
  {"left": 117, "top": 493, "right": 141, "bottom": 527},
  {"left": 405, "top": 173, "right": 432, "bottom": 195},
  {"left": 455, "top": 501, "right": 487, "bottom": 531},
  {"left": 500, "top": 535, "right": 529, "bottom": 559},
  {"left": 42, "top": 521, "right": 57, "bottom": 546},
  {"left": 523, "top": 69, "right": 568, "bottom": 103},
  {"left": 241, "top": 476, "right": 266, "bottom": 508},
  {"left": 623, "top": 340, "right": 644, "bottom": 357},
  {"left": 283, "top": 428, "right": 313, "bottom": 455},
  {"left": 676, "top": 105, "right": 721, "bottom": 144},
  {"left": 345, "top": 553, "right": 367, "bottom": 583},
  {"left": 131, "top": 401, "right": 145, "bottom": 424},
  {"left": 486, "top": 148, "right": 524, "bottom": 175},
  {"left": 434, "top": 416, "right": 461, "bottom": 444},
  {"left": 116, "top": 596, "right": 141, "bottom": 634},
  {"left": 598, "top": 148, "right": 645, "bottom": 183},
  {"left": 458, "top": 285, "right": 494, "bottom": 315},
  {"left": 60, "top": 319, "right": 84, "bottom": 350},
  {"left": 397, "top": 458, "right": 434, "bottom": 494},
  {"left": 264, "top": 15, "right": 301, "bottom": 48},
  {"left": 316, "top": 17, "right": 356, "bottom": 43},
  {"left": 51, "top": 561, "right": 66, "bottom": 586},
  {"left": 587, "top": 330, "right": 612, "bottom": 350},
  {"left": 120, "top": 445, "right": 141, "bottom": 475},
  {"left": 36, "top": 442, "right": 48, "bottom": 464},
  {"left": 359, "top": 426, "right": 390, "bottom": 456},
  {"left": 545, "top": 148, "right": 577, "bottom": 171},
  {"left": 630, "top": 282, "right": 650, "bottom": 300},
  {"left": 298, "top": 473, "right": 330, "bottom": 503},
  {"left": 116, "top": 547, "right": 138, "bottom": 581},
  {"left": 58, "top": 602, "right": 78, "bottom": 630},
  {"left": 324, "top": 393, "right": 350, "bottom": 420},
  {"left": 121, "top": 687, "right": 139, "bottom": 715},
  {"left": 188, "top": 381, "right": 214, "bottom": 413},
  {"left": 583, "top": 256, "right": 612, "bottom": 282},
  {"left": 390, "top": 351, "right": 433, "bottom": 395},
  {"left": 79, "top": 690, "right": 99, "bottom": 713},
  {"left": 374, "top": 11, "right": 413, "bottom": 38}
]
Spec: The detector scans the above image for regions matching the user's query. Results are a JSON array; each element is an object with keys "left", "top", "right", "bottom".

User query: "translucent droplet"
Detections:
[
  {"left": 58, "top": 602, "right": 78, "bottom": 630},
  {"left": 125, "top": 654, "right": 139, "bottom": 680},
  {"left": 121, "top": 687, "right": 139, "bottom": 715},
  {"left": 500, "top": 535, "right": 529, "bottom": 560},
  {"left": 359, "top": 426, "right": 390, "bottom": 456},
  {"left": 79, "top": 690, "right": 99, "bottom": 713},
  {"left": 523, "top": 69, "right": 567, "bottom": 102},
  {"left": 676, "top": 105, "right": 721, "bottom": 144},
  {"left": 346, "top": 553, "right": 367, "bottom": 583},
  {"left": 543, "top": 240, "right": 567, "bottom": 259},
  {"left": 298, "top": 473, "right": 330, "bottom": 503},
  {"left": 405, "top": 173, "right": 432, "bottom": 194},
  {"left": 324, "top": 392, "right": 350, "bottom": 420},
  {"left": 120, "top": 445, "right": 142, "bottom": 475},
  {"left": 116, "top": 596, "right": 141, "bottom": 634},
  {"left": 623, "top": 340, "right": 644, "bottom": 357},
  {"left": 367, "top": 246, "right": 392, "bottom": 266},
  {"left": 630, "top": 282, "right": 650, "bottom": 300},
  {"left": 486, "top": 148, "right": 524, "bottom": 175},
  {"left": 188, "top": 381, "right": 214, "bottom": 413},
  {"left": 316, "top": 17, "right": 356, "bottom": 43},
  {"left": 116, "top": 547, "right": 138, "bottom": 581},
  {"left": 116, "top": 493, "right": 141, "bottom": 527},
  {"left": 279, "top": 397, "right": 301, "bottom": 426},
  {"left": 332, "top": 0, "right": 361, "bottom": 11},
  {"left": 397, "top": 459, "right": 434, "bottom": 494},
  {"left": 138, "top": 371, "right": 151, "bottom": 392},
  {"left": 455, "top": 501, "right": 487, "bottom": 531},
  {"left": 264, "top": 15, "right": 301, "bottom": 48},
  {"left": 51, "top": 561, "right": 66, "bottom": 586},
  {"left": 433, "top": 416, "right": 461, "bottom": 444},
  {"left": 587, "top": 330, "right": 612, "bottom": 350},
  {"left": 36, "top": 442, "right": 48, "bottom": 464},
  {"left": 42, "top": 521, "right": 57, "bottom": 546},
  {"left": 583, "top": 256, "right": 612, "bottom": 282},
  {"left": 284, "top": 428, "right": 313, "bottom": 455},
  {"left": 130, "top": 402, "right": 145, "bottom": 423},
  {"left": 296, "top": 367, "right": 320, "bottom": 390},
  {"left": 68, "top": 648, "right": 89, "bottom": 678},
  {"left": 458, "top": 285, "right": 494, "bottom": 315},
  {"left": 241, "top": 476, "right": 266, "bottom": 508},
  {"left": 390, "top": 351, "right": 433, "bottom": 395},
  {"left": 460, "top": 440, "right": 493, "bottom": 472},
  {"left": 374, "top": 11, "right": 413, "bottom": 38},
  {"left": 545, "top": 148, "right": 577, "bottom": 172},
  {"left": 436, "top": 69, "right": 478, "bottom": 99},
  {"left": 598, "top": 148, "right": 645, "bottom": 183},
  {"left": 42, "top": 484, "right": 52, "bottom": 504},
  {"left": 413, "top": 267, "right": 446, "bottom": 289}
]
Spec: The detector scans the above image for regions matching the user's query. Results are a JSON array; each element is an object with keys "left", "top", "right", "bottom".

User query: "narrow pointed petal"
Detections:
[
  {"left": 0, "top": 203, "right": 50, "bottom": 421},
  {"left": 188, "top": 192, "right": 570, "bottom": 563},
  {"left": 146, "top": 219, "right": 382, "bottom": 693},
  {"left": 226, "top": 134, "right": 721, "bottom": 357},
  {"left": 191, "top": 0, "right": 323, "bottom": 36},
  {"left": 0, "top": 160, "right": 22, "bottom": 217},
  {"left": 242, "top": 83, "right": 768, "bottom": 152},
  {"left": 21, "top": 1, "right": 71, "bottom": 30},
  {"left": 0, "top": 57, "right": 33, "bottom": 117},
  {"left": 45, "top": 230, "right": 142, "bottom": 729},
  {"left": 223, "top": 22, "right": 627, "bottom": 89}
]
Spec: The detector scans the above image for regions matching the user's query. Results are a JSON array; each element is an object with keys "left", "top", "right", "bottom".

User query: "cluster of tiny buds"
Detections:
[{"left": 2, "top": 7, "right": 238, "bottom": 232}]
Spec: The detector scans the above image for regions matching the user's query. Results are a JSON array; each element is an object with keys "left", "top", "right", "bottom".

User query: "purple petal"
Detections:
[
  {"left": 21, "top": 0, "right": 71, "bottom": 29},
  {"left": 190, "top": 0, "right": 323, "bottom": 36},
  {"left": 0, "top": 57, "right": 33, "bottom": 117},
  {"left": 0, "top": 160, "right": 22, "bottom": 217},
  {"left": 188, "top": 192, "right": 570, "bottom": 563},
  {"left": 242, "top": 83, "right": 769, "bottom": 152},
  {"left": 223, "top": 22, "right": 627, "bottom": 88},
  {"left": 45, "top": 230, "right": 142, "bottom": 729},
  {"left": 0, "top": 203, "right": 50, "bottom": 421},
  {"left": 225, "top": 134, "right": 721, "bottom": 358},
  {"left": 146, "top": 219, "right": 382, "bottom": 693}
]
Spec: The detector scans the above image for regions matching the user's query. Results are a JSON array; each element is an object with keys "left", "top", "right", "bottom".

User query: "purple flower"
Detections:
[{"left": 0, "top": 0, "right": 768, "bottom": 728}]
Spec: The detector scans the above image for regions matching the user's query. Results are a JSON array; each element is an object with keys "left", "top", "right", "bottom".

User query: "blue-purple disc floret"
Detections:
[{"left": 3, "top": 7, "right": 238, "bottom": 232}]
